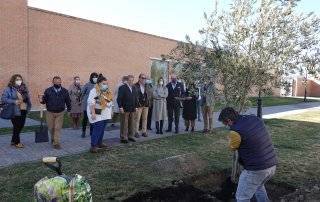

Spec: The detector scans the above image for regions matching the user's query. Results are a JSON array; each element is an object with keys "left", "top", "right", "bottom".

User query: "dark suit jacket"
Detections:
[
  {"left": 134, "top": 82, "right": 149, "bottom": 107},
  {"left": 117, "top": 84, "right": 138, "bottom": 112},
  {"left": 166, "top": 82, "right": 185, "bottom": 107}
]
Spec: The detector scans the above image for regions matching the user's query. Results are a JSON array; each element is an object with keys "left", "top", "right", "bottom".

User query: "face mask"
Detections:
[
  {"left": 159, "top": 81, "right": 164, "bottom": 85},
  {"left": 92, "top": 78, "right": 98, "bottom": 84},
  {"left": 146, "top": 80, "right": 152, "bottom": 84},
  {"left": 100, "top": 84, "right": 108, "bottom": 91},
  {"left": 54, "top": 84, "right": 61, "bottom": 89},
  {"left": 75, "top": 80, "right": 80, "bottom": 85},
  {"left": 15, "top": 80, "right": 22, "bottom": 86},
  {"left": 177, "top": 79, "right": 182, "bottom": 83},
  {"left": 172, "top": 79, "right": 177, "bottom": 83}
]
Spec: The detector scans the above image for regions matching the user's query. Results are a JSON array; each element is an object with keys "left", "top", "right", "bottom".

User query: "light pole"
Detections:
[
  {"left": 257, "top": 90, "right": 262, "bottom": 118},
  {"left": 303, "top": 71, "right": 308, "bottom": 102}
]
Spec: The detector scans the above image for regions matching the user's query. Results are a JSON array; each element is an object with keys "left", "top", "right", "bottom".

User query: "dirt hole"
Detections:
[{"left": 123, "top": 171, "right": 295, "bottom": 202}]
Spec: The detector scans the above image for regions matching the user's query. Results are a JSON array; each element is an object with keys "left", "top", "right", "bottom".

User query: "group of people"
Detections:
[
  {"left": 0, "top": 72, "right": 216, "bottom": 151},
  {"left": 1, "top": 73, "right": 278, "bottom": 201}
]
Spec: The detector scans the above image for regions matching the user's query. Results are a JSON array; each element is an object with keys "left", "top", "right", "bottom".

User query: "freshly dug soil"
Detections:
[{"left": 124, "top": 171, "right": 296, "bottom": 202}]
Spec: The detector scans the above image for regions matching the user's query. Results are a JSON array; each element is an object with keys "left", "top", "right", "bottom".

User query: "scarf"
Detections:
[
  {"left": 95, "top": 84, "right": 113, "bottom": 109},
  {"left": 15, "top": 83, "right": 28, "bottom": 102}
]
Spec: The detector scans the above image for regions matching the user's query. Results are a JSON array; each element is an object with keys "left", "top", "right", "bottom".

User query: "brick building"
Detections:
[{"left": 0, "top": 0, "right": 177, "bottom": 108}]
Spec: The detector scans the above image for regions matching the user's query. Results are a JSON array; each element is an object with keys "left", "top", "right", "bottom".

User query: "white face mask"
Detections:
[
  {"left": 92, "top": 78, "right": 98, "bottom": 84},
  {"left": 100, "top": 84, "right": 109, "bottom": 91},
  {"left": 159, "top": 81, "right": 164, "bottom": 85},
  {"left": 15, "top": 80, "right": 22, "bottom": 86}
]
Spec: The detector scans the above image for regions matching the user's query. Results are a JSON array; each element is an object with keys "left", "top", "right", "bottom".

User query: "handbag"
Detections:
[
  {"left": 0, "top": 103, "right": 15, "bottom": 119},
  {"left": 94, "top": 108, "right": 102, "bottom": 115},
  {"left": 35, "top": 108, "right": 49, "bottom": 143}
]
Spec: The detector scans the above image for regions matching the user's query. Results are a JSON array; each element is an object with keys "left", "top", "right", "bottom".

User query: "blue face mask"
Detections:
[{"left": 100, "top": 84, "right": 108, "bottom": 92}]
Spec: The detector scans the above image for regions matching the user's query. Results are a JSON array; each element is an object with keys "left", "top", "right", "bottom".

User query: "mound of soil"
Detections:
[{"left": 124, "top": 171, "right": 297, "bottom": 202}]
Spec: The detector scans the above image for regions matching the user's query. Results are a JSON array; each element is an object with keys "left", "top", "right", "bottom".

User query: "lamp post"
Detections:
[
  {"left": 257, "top": 90, "right": 262, "bottom": 118},
  {"left": 303, "top": 72, "right": 308, "bottom": 102}
]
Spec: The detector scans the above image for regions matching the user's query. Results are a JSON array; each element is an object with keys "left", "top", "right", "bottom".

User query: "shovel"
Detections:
[
  {"left": 214, "top": 151, "right": 240, "bottom": 201},
  {"left": 35, "top": 106, "right": 49, "bottom": 143}
]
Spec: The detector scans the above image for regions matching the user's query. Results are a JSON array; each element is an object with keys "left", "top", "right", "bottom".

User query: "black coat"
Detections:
[
  {"left": 166, "top": 82, "right": 185, "bottom": 107},
  {"left": 183, "top": 90, "right": 197, "bottom": 120},
  {"left": 117, "top": 84, "right": 138, "bottom": 112},
  {"left": 134, "top": 82, "right": 149, "bottom": 107},
  {"left": 41, "top": 86, "right": 71, "bottom": 113}
]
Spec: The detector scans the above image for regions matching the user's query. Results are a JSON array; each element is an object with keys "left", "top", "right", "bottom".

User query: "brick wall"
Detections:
[
  {"left": 0, "top": 0, "right": 28, "bottom": 90},
  {"left": 27, "top": 8, "right": 177, "bottom": 107},
  {"left": 292, "top": 77, "right": 320, "bottom": 97}
]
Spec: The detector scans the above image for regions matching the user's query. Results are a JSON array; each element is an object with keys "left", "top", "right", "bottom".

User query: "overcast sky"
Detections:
[{"left": 28, "top": 0, "right": 320, "bottom": 41}]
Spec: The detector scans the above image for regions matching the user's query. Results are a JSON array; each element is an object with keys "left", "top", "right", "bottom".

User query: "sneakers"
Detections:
[
  {"left": 128, "top": 137, "right": 136, "bottom": 142},
  {"left": 142, "top": 133, "right": 148, "bottom": 137}
]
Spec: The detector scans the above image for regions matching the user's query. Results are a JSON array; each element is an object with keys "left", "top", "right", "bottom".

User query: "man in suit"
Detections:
[
  {"left": 117, "top": 75, "right": 138, "bottom": 143},
  {"left": 134, "top": 73, "right": 150, "bottom": 138},
  {"left": 166, "top": 74, "right": 185, "bottom": 134}
]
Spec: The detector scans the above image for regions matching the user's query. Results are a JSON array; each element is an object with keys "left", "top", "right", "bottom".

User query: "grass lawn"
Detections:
[{"left": 0, "top": 110, "right": 319, "bottom": 201}]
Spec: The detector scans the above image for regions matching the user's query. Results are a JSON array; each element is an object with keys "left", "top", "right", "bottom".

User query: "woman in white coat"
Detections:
[
  {"left": 152, "top": 77, "right": 168, "bottom": 134},
  {"left": 87, "top": 74, "right": 113, "bottom": 153}
]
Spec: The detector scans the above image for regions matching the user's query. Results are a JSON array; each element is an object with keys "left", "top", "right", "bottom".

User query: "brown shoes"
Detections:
[
  {"left": 53, "top": 144, "right": 61, "bottom": 150},
  {"left": 14, "top": 143, "right": 24, "bottom": 148},
  {"left": 128, "top": 137, "right": 136, "bottom": 142},
  {"left": 134, "top": 133, "right": 140, "bottom": 138},
  {"left": 98, "top": 143, "right": 108, "bottom": 149},
  {"left": 90, "top": 147, "right": 99, "bottom": 153}
]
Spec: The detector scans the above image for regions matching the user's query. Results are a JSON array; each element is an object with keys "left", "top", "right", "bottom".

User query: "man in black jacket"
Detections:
[
  {"left": 41, "top": 76, "right": 71, "bottom": 149},
  {"left": 166, "top": 74, "right": 185, "bottom": 134},
  {"left": 134, "top": 73, "right": 150, "bottom": 138},
  {"left": 117, "top": 75, "right": 138, "bottom": 143}
]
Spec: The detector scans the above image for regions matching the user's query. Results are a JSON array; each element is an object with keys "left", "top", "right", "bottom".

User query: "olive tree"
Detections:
[{"left": 168, "top": 0, "right": 320, "bottom": 113}]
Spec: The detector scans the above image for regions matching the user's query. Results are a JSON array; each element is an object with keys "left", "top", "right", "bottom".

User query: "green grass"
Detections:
[{"left": 0, "top": 110, "right": 320, "bottom": 201}]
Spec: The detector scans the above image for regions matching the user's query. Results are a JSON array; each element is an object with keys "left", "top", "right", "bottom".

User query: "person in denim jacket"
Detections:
[{"left": 1, "top": 74, "right": 31, "bottom": 148}]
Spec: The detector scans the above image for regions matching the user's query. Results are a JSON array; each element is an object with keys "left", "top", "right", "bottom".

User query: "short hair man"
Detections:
[
  {"left": 41, "top": 76, "right": 71, "bottom": 149},
  {"left": 218, "top": 107, "right": 278, "bottom": 202},
  {"left": 117, "top": 75, "right": 138, "bottom": 143},
  {"left": 133, "top": 73, "right": 150, "bottom": 138}
]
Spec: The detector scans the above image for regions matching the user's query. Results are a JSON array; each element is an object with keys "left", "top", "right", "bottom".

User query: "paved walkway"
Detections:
[{"left": 0, "top": 102, "right": 319, "bottom": 168}]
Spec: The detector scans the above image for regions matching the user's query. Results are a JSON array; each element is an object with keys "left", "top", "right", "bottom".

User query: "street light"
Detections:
[{"left": 303, "top": 73, "right": 308, "bottom": 102}]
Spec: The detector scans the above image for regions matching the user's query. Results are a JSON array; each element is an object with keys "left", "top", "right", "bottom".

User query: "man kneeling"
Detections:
[{"left": 218, "top": 107, "right": 278, "bottom": 202}]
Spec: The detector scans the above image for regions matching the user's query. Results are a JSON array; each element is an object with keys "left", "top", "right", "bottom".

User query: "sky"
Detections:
[{"left": 28, "top": 0, "right": 320, "bottom": 42}]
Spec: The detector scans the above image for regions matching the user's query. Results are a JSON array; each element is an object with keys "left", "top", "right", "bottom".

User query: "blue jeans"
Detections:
[
  {"left": 236, "top": 166, "right": 276, "bottom": 202},
  {"left": 90, "top": 120, "right": 107, "bottom": 147}
]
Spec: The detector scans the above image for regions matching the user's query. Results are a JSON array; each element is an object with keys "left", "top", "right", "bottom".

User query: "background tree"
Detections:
[{"left": 168, "top": 0, "right": 320, "bottom": 114}]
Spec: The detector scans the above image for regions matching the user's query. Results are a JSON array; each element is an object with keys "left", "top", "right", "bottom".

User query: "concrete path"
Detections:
[{"left": 0, "top": 102, "right": 319, "bottom": 168}]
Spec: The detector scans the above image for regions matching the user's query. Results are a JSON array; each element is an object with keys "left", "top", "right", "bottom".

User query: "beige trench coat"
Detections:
[
  {"left": 69, "top": 84, "right": 82, "bottom": 114},
  {"left": 152, "top": 85, "right": 168, "bottom": 121}
]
